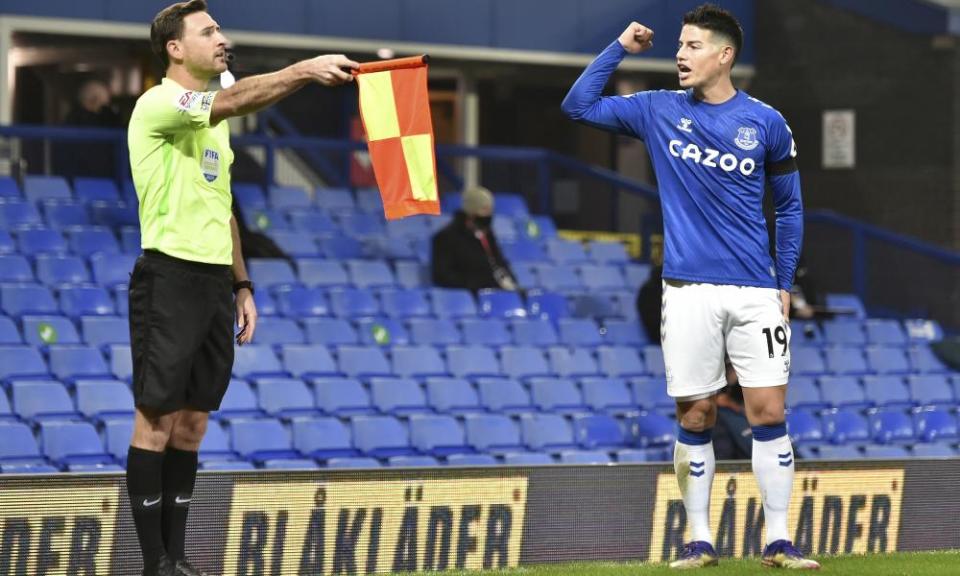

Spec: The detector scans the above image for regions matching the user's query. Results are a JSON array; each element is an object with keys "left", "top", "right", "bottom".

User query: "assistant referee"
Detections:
[{"left": 126, "top": 2, "right": 358, "bottom": 574}]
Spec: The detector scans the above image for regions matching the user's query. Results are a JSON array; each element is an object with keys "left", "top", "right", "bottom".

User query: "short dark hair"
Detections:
[
  {"left": 150, "top": 0, "right": 208, "bottom": 69},
  {"left": 682, "top": 3, "right": 743, "bottom": 62}
]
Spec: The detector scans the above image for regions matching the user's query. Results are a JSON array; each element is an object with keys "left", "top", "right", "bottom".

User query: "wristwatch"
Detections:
[{"left": 233, "top": 280, "right": 255, "bottom": 295}]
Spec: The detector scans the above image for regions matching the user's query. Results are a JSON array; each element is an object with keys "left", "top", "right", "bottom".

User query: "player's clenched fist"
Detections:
[
  {"left": 619, "top": 22, "right": 654, "bottom": 54},
  {"left": 301, "top": 54, "right": 360, "bottom": 86}
]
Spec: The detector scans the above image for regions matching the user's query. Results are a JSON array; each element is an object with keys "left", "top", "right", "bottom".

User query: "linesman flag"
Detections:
[{"left": 354, "top": 55, "right": 440, "bottom": 220}]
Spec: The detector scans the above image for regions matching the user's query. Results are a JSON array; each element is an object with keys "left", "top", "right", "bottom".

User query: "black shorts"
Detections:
[{"left": 129, "top": 250, "right": 234, "bottom": 414}]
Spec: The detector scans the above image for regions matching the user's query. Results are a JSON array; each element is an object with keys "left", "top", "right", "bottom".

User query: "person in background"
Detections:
[
  {"left": 432, "top": 186, "right": 519, "bottom": 292},
  {"left": 58, "top": 79, "right": 123, "bottom": 178}
]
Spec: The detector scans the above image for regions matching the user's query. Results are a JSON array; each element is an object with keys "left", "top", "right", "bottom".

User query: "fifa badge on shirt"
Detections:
[{"left": 201, "top": 148, "right": 220, "bottom": 182}]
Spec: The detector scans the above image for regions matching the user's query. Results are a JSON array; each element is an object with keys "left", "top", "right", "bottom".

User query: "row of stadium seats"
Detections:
[{"left": 787, "top": 406, "right": 959, "bottom": 447}]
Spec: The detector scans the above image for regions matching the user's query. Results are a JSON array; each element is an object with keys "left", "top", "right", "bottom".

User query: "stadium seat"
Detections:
[
  {"left": 616, "top": 448, "right": 670, "bottom": 463},
  {"left": 822, "top": 319, "right": 866, "bottom": 346},
  {"left": 394, "top": 260, "right": 427, "bottom": 289},
  {"left": 546, "top": 239, "right": 589, "bottom": 264},
  {"left": 547, "top": 347, "right": 600, "bottom": 378},
  {"left": 503, "top": 452, "right": 554, "bottom": 465},
  {"left": 253, "top": 317, "right": 305, "bottom": 346},
  {"left": 597, "top": 346, "right": 647, "bottom": 378},
  {"left": 816, "top": 445, "right": 863, "bottom": 460},
  {"left": 0, "top": 199, "right": 43, "bottom": 229},
  {"left": 791, "top": 347, "right": 827, "bottom": 376},
  {"left": 824, "top": 293, "right": 866, "bottom": 319},
  {"left": 269, "top": 185, "right": 311, "bottom": 210},
  {"left": 0, "top": 316, "right": 21, "bottom": 344},
  {"left": 24, "top": 176, "right": 71, "bottom": 204},
  {"left": 822, "top": 409, "right": 870, "bottom": 444},
  {"left": 286, "top": 210, "right": 337, "bottom": 234},
  {"left": 264, "top": 230, "right": 320, "bottom": 258},
  {"left": 355, "top": 317, "right": 411, "bottom": 346},
  {"left": 626, "top": 411, "right": 676, "bottom": 448},
  {"left": 791, "top": 320, "right": 824, "bottom": 346},
  {"left": 320, "top": 236, "right": 366, "bottom": 260},
  {"left": 74, "top": 379, "right": 134, "bottom": 421},
  {"left": 587, "top": 240, "right": 629, "bottom": 264},
  {"left": 521, "top": 413, "right": 577, "bottom": 452},
  {"left": 22, "top": 315, "right": 80, "bottom": 347},
  {"left": 529, "top": 377, "right": 587, "bottom": 414},
  {"left": 862, "top": 445, "right": 910, "bottom": 459},
  {"left": 424, "top": 378, "right": 483, "bottom": 414},
  {"left": 104, "top": 418, "right": 135, "bottom": 463},
  {"left": 861, "top": 376, "right": 913, "bottom": 409},
  {"left": 557, "top": 318, "right": 603, "bottom": 348},
  {"left": 865, "top": 346, "right": 911, "bottom": 375},
  {"left": 510, "top": 318, "right": 559, "bottom": 346},
  {"left": 388, "top": 455, "right": 440, "bottom": 467},
  {"left": 510, "top": 262, "right": 538, "bottom": 288},
  {"left": 409, "top": 414, "right": 472, "bottom": 456},
  {"left": 66, "top": 226, "right": 120, "bottom": 257},
  {"left": 48, "top": 345, "right": 111, "bottom": 382},
  {"left": 492, "top": 193, "right": 529, "bottom": 218},
  {"left": 907, "top": 375, "right": 955, "bottom": 407},
  {"left": 2, "top": 284, "right": 58, "bottom": 317},
  {"left": 0, "top": 256, "right": 34, "bottom": 285},
  {"left": 579, "top": 264, "right": 627, "bottom": 291},
  {"left": 581, "top": 377, "right": 635, "bottom": 414},
  {"left": 59, "top": 285, "right": 115, "bottom": 318},
  {"left": 460, "top": 318, "right": 512, "bottom": 346},
  {"left": 464, "top": 414, "right": 524, "bottom": 454},
  {"left": 253, "top": 289, "right": 277, "bottom": 317},
  {"left": 408, "top": 318, "right": 462, "bottom": 346},
  {"left": 39, "top": 420, "right": 113, "bottom": 466},
  {"left": 336, "top": 345, "right": 392, "bottom": 378},
  {"left": 328, "top": 288, "right": 380, "bottom": 317},
  {"left": 312, "top": 377, "right": 375, "bottom": 416},
  {"left": 558, "top": 450, "right": 611, "bottom": 464},
  {"left": 525, "top": 290, "right": 569, "bottom": 320},
  {"left": 603, "top": 319, "right": 649, "bottom": 346},
  {"left": 642, "top": 346, "right": 666, "bottom": 377},
  {"left": 242, "top": 208, "right": 291, "bottom": 232},
  {"left": 385, "top": 215, "right": 430, "bottom": 239},
  {"left": 292, "top": 417, "right": 357, "bottom": 460},
  {"left": 117, "top": 225, "right": 139, "bottom": 254},
  {"left": 0, "top": 230, "right": 13, "bottom": 254},
  {"left": 247, "top": 258, "right": 298, "bottom": 289},
  {"left": 255, "top": 377, "right": 316, "bottom": 418},
  {"left": 211, "top": 379, "right": 262, "bottom": 421},
  {"left": 346, "top": 259, "right": 395, "bottom": 288},
  {"left": 274, "top": 287, "right": 329, "bottom": 317},
  {"left": 501, "top": 240, "right": 547, "bottom": 263},
  {"left": 302, "top": 317, "right": 358, "bottom": 346},
  {"left": 823, "top": 346, "right": 869, "bottom": 375},
  {"left": 786, "top": 410, "right": 824, "bottom": 445},
  {"left": 369, "top": 377, "right": 430, "bottom": 415},
  {"left": 445, "top": 453, "right": 498, "bottom": 466},
  {"left": 912, "top": 443, "right": 957, "bottom": 458},
  {"left": 476, "top": 378, "right": 534, "bottom": 414},
  {"left": 88, "top": 201, "right": 138, "bottom": 228},
  {"left": 818, "top": 376, "right": 869, "bottom": 410},
  {"left": 230, "top": 418, "right": 297, "bottom": 462},
  {"left": 339, "top": 213, "right": 385, "bottom": 238},
  {"left": 36, "top": 254, "right": 90, "bottom": 285},
  {"left": 622, "top": 263, "right": 653, "bottom": 288},
  {"left": 91, "top": 253, "right": 137, "bottom": 287},
  {"left": 232, "top": 183, "right": 267, "bottom": 210},
  {"left": 390, "top": 345, "right": 447, "bottom": 378},
  {"left": 446, "top": 345, "right": 500, "bottom": 378},
  {"left": 263, "top": 458, "right": 320, "bottom": 470},
  {"left": 378, "top": 288, "right": 431, "bottom": 318},
  {"left": 0, "top": 345, "right": 50, "bottom": 381},
  {"left": 201, "top": 460, "right": 256, "bottom": 471},
  {"left": 16, "top": 228, "right": 67, "bottom": 256},
  {"left": 281, "top": 345, "right": 339, "bottom": 379},
  {"left": 629, "top": 378, "right": 674, "bottom": 411},
  {"left": 865, "top": 319, "right": 907, "bottom": 346},
  {"left": 903, "top": 319, "right": 943, "bottom": 343},
  {"left": 429, "top": 288, "right": 477, "bottom": 318},
  {"left": 42, "top": 200, "right": 90, "bottom": 229},
  {"left": 535, "top": 264, "right": 583, "bottom": 291},
  {"left": 108, "top": 345, "right": 132, "bottom": 382},
  {"left": 500, "top": 346, "right": 552, "bottom": 380},
  {"left": 572, "top": 413, "right": 626, "bottom": 449},
  {"left": 0, "top": 177, "right": 20, "bottom": 198},
  {"left": 351, "top": 415, "right": 414, "bottom": 458},
  {"left": 73, "top": 178, "right": 120, "bottom": 203},
  {"left": 326, "top": 457, "right": 381, "bottom": 468},
  {"left": 913, "top": 409, "right": 958, "bottom": 443},
  {"left": 0, "top": 421, "right": 45, "bottom": 464},
  {"left": 869, "top": 410, "right": 915, "bottom": 444},
  {"left": 477, "top": 289, "right": 526, "bottom": 318},
  {"left": 786, "top": 376, "right": 825, "bottom": 411},
  {"left": 11, "top": 380, "right": 79, "bottom": 421},
  {"left": 232, "top": 345, "right": 287, "bottom": 380},
  {"left": 908, "top": 345, "right": 950, "bottom": 373}
]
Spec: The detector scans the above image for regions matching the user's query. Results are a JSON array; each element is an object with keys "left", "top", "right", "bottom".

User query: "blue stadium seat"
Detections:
[
  {"left": 255, "top": 377, "right": 316, "bottom": 418},
  {"left": 274, "top": 287, "right": 329, "bottom": 317},
  {"left": 108, "top": 345, "right": 132, "bottom": 381},
  {"left": 42, "top": 200, "right": 90, "bottom": 229},
  {"left": 642, "top": 346, "right": 666, "bottom": 378},
  {"left": 59, "top": 285, "right": 115, "bottom": 318},
  {"left": 824, "top": 293, "right": 866, "bottom": 319},
  {"left": 460, "top": 318, "right": 512, "bottom": 346},
  {"left": 253, "top": 317, "right": 305, "bottom": 346},
  {"left": 912, "top": 443, "right": 957, "bottom": 458},
  {"left": 39, "top": 420, "right": 112, "bottom": 466},
  {"left": 861, "top": 376, "right": 913, "bottom": 409},
  {"left": 232, "top": 345, "right": 287, "bottom": 380},
  {"left": 818, "top": 376, "right": 869, "bottom": 410},
  {"left": 66, "top": 226, "right": 120, "bottom": 257},
  {"left": 492, "top": 193, "right": 529, "bottom": 218},
  {"left": 262, "top": 230, "right": 317, "bottom": 259},
  {"left": 263, "top": 458, "right": 320, "bottom": 470},
  {"left": 378, "top": 288, "right": 432, "bottom": 319},
  {"left": 445, "top": 453, "right": 498, "bottom": 466},
  {"left": 232, "top": 183, "right": 267, "bottom": 210},
  {"left": 253, "top": 289, "right": 277, "bottom": 317},
  {"left": 475, "top": 377, "right": 533, "bottom": 415},
  {"left": 336, "top": 345, "right": 392, "bottom": 378},
  {"left": 521, "top": 413, "right": 577, "bottom": 452},
  {"left": 0, "top": 345, "right": 50, "bottom": 381},
  {"left": 11, "top": 380, "right": 79, "bottom": 421},
  {"left": 865, "top": 319, "right": 907, "bottom": 346},
  {"left": 816, "top": 445, "right": 863, "bottom": 460},
  {"left": 862, "top": 445, "right": 910, "bottom": 459},
  {"left": 247, "top": 258, "right": 298, "bottom": 289},
  {"left": 0, "top": 255, "right": 34, "bottom": 282},
  {"left": 36, "top": 254, "right": 90, "bottom": 285},
  {"left": 394, "top": 260, "right": 427, "bottom": 289},
  {"left": 510, "top": 262, "right": 538, "bottom": 288},
  {"left": 464, "top": 413, "right": 523, "bottom": 454},
  {"left": 346, "top": 259, "right": 395, "bottom": 288},
  {"left": 24, "top": 176, "right": 71, "bottom": 204},
  {"left": 242, "top": 207, "right": 291, "bottom": 232},
  {"left": 535, "top": 264, "right": 583, "bottom": 291},
  {"left": 0, "top": 230, "right": 13, "bottom": 254},
  {"left": 292, "top": 417, "right": 357, "bottom": 460},
  {"left": 869, "top": 410, "right": 915, "bottom": 444},
  {"left": 557, "top": 318, "right": 603, "bottom": 348},
  {"left": 0, "top": 176, "right": 20, "bottom": 198},
  {"left": 907, "top": 375, "right": 955, "bottom": 407},
  {"left": 501, "top": 239, "right": 547, "bottom": 263},
  {"left": 0, "top": 199, "right": 43, "bottom": 229},
  {"left": 286, "top": 210, "right": 337, "bottom": 234},
  {"left": 409, "top": 414, "right": 472, "bottom": 456},
  {"left": 352, "top": 415, "right": 414, "bottom": 458},
  {"left": 326, "top": 457, "right": 381, "bottom": 468},
  {"left": 0, "top": 315, "right": 21, "bottom": 344},
  {"left": 0, "top": 421, "right": 45, "bottom": 464},
  {"left": 89, "top": 201, "right": 138, "bottom": 228},
  {"left": 603, "top": 320, "right": 649, "bottom": 346},
  {"left": 786, "top": 410, "right": 824, "bottom": 445},
  {"left": 430, "top": 288, "right": 477, "bottom": 318},
  {"left": 385, "top": 215, "right": 431, "bottom": 239},
  {"left": 823, "top": 346, "right": 869, "bottom": 375},
  {"left": 528, "top": 378, "right": 587, "bottom": 414},
  {"left": 616, "top": 448, "right": 670, "bottom": 463},
  {"left": 865, "top": 346, "right": 911, "bottom": 375},
  {"left": 48, "top": 345, "right": 111, "bottom": 383},
  {"left": 74, "top": 379, "right": 134, "bottom": 421},
  {"left": 914, "top": 409, "right": 958, "bottom": 443},
  {"left": 510, "top": 318, "right": 558, "bottom": 346},
  {"left": 424, "top": 378, "right": 483, "bottom": 414},
  {"left": 572, "top": 413, "right": 626, "bottom": 449},
  {"left": 319, "top": 236, "right": 366, "bottom": 260},
  {"left": 312, "top": 377, "right": 374, "bottom": 416},
  {"left": 558, "top": 450, "right": 611, "bottom": 464},
  {"left": 547, "top": 347, "right": 600, "bottom": 378},
  {"left": 546, "top": 239, "right": 588, "bottom": 265},
  {"left": 786, "top": 376, "right": 825, "bottom": 411},
  {"left": 104, "top": 418, "right": 135, "bottom": 463},
  {"left": 587, "top": 240, "right": 629, "bottom": 264},
  {"left": 791, "top": 320, "right": 824, "bottom": 346},
  {"left": 120, "top": 180, "right": 138, "bottom": 204},
  {"left": 22, "top": 315, "right": 80, "bottom": 347},
  {"left": 791, "top": 347, "right": 827, "bottom": 376},
  {"left": 502, "top": 452, "right": 553, "bottom": 465},
  {"left": 908, "top": 345, "right": 950, "bottom": 373},
  {"left": 355, "top": 317, "right": 411, "bottom": 346},
  {"left": 500, "top": 346, "right": 552, "bottom": 380},
  {"left": 446, "top": 345, "right": 500, "bottom": 378},
  {"left": 339, "top": 213, "right": 385, "bottom": 238},
  {"left": 579, "top": 265, "right": 627, "bottom": 291},
  {"left": 597, "top": 346, "right": 647, "bottom": 378},
  {"left": 622, "top": 263, "right": 653, "bottom": 288},
  {"left": 280, "top": 345, "right": 339, "bottom": 379},
  {"left": 626, "top": 411, "right": 676, "bottom": 448},
  {"left": 390, "top": 345, "right": 447, "bottom": 378},
  {"left": 269, "top": 185, "right": 312, "bottom": 210},
  {"left": 822, "top": 320, "right": 866, "bottom": 346},
  {"left": 212, "top": 379, "right": 262, "bottom": 421},
  {"left": 388, "top": 455, "right": 440, "bottom": 467},
  {"left": 408, "top": 318, "right": 462, "bottom": 346},
  {"left": 369, "top": 377, "right": 430, "bottom": 415},
  {"left": 1, "top": 284, "right": 57, "bottom": 317},
  {"left": 629, "top": 378, "right": 674, "bottom": 411},
  {"left": 302, "top": 317, "right": 358, "bottom": 346},
  {"left": 328, "top": 287, "right": 380, "bottom": 317},
  {"left": 201, "top": 460, "right": 256, "bottom": 471},
  {"left": 477, "top": 289, "right": 526, "bottom": 318},
  {"left": 822, "top": 409, "right": 870, "bottom": 444},
  {"left": 903, "top": 319, "right": 943, "bottom": 343},
  {"left": 73, "top": 178, "right": 120, "bottom": 203},
  {"left": 119, "top": 226, "right": 140, "bottom": 254},
  {"left": 581, "top": 377, "right": 635, "bottom": 414},
  {"left": 230, "top": 418, "right": 297, "bottom": 462},
  {"left": 91, "top": 253, "right": 137, "bottom": 287},
  {"left": 16, "top": 228, "right": 67, "bottom": 255}
]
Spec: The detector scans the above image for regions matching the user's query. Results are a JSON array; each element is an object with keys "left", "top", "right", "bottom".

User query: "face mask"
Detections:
[{"left": 473, "top": 216, "right": 492, "bottom": 229}]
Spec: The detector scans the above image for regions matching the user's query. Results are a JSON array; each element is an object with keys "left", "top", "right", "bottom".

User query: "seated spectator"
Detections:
[
  {"left": 431, "top": 186, "right": 519, "bottom": 292},
  {"left": 57, "top": 79, "right": 122, "bottom": 178}
]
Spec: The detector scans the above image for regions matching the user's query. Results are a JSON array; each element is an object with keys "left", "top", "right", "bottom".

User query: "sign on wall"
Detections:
[{"left": 822, "top": 110, "right": 856, "bottom": 169}]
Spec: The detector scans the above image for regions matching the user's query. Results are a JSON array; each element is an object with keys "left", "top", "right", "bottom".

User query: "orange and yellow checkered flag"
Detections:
[{"left": 354, "top": 55, "right": 440, "bottom": 220}]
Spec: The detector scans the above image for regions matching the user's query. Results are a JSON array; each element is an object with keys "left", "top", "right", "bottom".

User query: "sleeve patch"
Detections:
[{"left": 174, "top": 90, "right": 201, "bottom": 112}]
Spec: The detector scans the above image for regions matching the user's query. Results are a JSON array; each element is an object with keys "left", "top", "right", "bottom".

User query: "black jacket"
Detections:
[{"left": 431, "top": 211, "right": 516, "bottom": 292}]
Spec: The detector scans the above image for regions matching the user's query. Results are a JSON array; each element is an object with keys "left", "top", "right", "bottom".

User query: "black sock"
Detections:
[
  {"left": 162, "top": 447, "right": 199, "bottom": 562},
  {"left": 127, "top": 446, "right": 166, "bottom": 571}
]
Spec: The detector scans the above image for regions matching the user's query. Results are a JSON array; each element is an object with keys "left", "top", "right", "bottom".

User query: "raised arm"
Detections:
[{"left": 210, "top": 54, "right": 359, "bottom": 125}]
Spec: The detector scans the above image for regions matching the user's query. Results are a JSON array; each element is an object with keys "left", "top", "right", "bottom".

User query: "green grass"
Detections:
[{"left": 400, "top": 550, "right": 960, "bottom": 576}]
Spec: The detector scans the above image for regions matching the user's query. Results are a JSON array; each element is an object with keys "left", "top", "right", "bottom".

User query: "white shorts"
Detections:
[{"left": 661, "top": 280, "right": 791, "bottom": 399}]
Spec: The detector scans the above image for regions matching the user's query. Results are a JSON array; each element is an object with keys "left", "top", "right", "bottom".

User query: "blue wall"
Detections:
[{"left": 0, "top": 0, "right": 756, "bottom": 64}]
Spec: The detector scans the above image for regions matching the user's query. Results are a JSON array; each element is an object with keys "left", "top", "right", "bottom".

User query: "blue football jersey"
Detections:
[{"left": 563, "top": 41, "right": 803, "bottom": 290}]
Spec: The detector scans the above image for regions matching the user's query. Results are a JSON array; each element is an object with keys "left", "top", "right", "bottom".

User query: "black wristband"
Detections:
[{"left": 233, "top": 280, "right": 254, "bottom": 295}]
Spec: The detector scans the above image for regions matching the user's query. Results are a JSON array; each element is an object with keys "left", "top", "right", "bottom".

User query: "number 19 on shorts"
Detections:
[{"left": 761, "top": 326, "right": 788, "bottom": 358}]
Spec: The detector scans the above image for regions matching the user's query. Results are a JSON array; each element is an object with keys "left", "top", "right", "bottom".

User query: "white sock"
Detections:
[
  {"left": 751, "top": 425, "right": 794, "bottom": 544},
  {"left": 674, "top": 429, "right": 716, "bottom": 545}
]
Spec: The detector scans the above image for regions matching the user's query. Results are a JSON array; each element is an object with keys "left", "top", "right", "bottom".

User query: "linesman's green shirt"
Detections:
[{"left": 128, "top": 78, "right": 234, "bottom": 264}]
